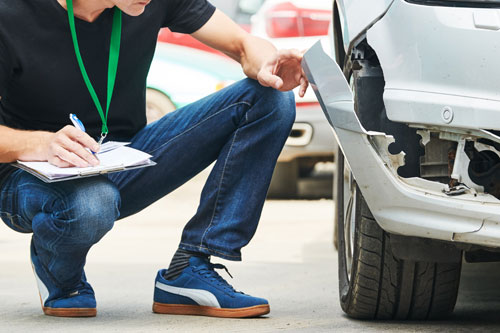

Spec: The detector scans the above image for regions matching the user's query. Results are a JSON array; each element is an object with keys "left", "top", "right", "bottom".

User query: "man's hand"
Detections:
[
  {"left": 257, "top": 49, "right": 309, "bottom": 97},
  {"left": 44, "top": 125, "right": 100, "bottom": 168}
]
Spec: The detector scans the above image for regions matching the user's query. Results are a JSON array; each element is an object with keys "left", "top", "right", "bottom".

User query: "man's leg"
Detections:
[
  {"left": 111, "top": 78, "right": 295, "bottom": 259},
  {"left": 0, "top": 171, "right": 120, "bottom": 317},
  {"left": 110, "top": 78, "right": 295, "bottom": 317}
]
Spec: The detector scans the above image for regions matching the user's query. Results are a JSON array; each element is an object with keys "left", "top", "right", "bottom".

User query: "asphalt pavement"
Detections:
[{"left": 1, "top": 168, "right": 500, "bottom": 332}]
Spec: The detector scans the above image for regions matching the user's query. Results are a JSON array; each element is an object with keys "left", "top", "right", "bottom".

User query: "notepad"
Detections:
[{"left": 13, "top": 141, "right": 156, "bottom": 182}]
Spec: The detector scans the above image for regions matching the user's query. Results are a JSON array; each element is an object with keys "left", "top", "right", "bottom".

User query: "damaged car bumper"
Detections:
[{"left": 303, "top": 40, "right": 500, "bottom": 248}]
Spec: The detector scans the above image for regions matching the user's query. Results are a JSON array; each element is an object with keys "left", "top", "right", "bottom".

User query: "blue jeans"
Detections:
[{"left": 0, "top": 79, "right": 295, "bottom": 291}]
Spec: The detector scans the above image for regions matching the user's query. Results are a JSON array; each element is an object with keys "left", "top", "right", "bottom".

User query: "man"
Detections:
[{"left": 0, "top": 0, "right": 308, "bottom": 318}]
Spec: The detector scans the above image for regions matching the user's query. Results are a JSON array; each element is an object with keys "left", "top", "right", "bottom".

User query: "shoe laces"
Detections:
[{"left": 193, "top": 261, "right": 243, "bottom": 294}]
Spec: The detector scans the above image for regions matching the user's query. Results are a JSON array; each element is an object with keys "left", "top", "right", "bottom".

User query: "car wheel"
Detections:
[
  {"left": 268, "top": 158, "right": 333, "bottom": 199},
  {"left": 336, "top": 138, "right": 462, "bottom": 320},
  {"left": 333, "top": 147, "right": 341, "bottom": 250},
  {"left": 146, "top": 88, "right": 176, "bottom": 124},
  {"left": 267, "top": 160, "right": 299, "bottom": 199}
]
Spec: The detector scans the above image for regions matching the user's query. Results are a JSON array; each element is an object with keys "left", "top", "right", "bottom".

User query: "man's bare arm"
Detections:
[
  {"left": 0, "top": 125, "right": 100, "bottom": 167},
  {"left": 191, "top": 9, "right": 308, "bottom": 97}
]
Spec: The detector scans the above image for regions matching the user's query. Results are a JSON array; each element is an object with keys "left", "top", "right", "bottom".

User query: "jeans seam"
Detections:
[
  {"left": 20, "top": 182, "right": 71, "bottom": 252},
  {"left": 199, "top": 125, "right": 241, "bottom": 248},
  {"left": 147, "top": 101, "right": 252, "bottom": 155},
  {"left": 179, "top": 242, "right": 241, "bottom": 259}
]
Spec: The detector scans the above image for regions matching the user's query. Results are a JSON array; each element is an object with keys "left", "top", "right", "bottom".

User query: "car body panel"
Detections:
[
  {"left": 335, "top": 0, "right": 395, "bottom": 51},
  {"left": 367, "top": 0, "right": 500, "bottom": 130},
  {"left": 303, "top": 41, "right": 500, "bottom": 248}
]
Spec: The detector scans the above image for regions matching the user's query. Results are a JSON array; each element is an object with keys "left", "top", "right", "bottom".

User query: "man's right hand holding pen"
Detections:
[
  {"left": 44, "top": 124, "right": 100, "bottom": 168},
  {"left": 0, "top": 120, "right": 100, "bottom": 168}
]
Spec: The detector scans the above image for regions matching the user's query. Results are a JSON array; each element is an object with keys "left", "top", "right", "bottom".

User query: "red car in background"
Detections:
[{"left": 157, "top": 0, "right": 253, "bottom": 56}]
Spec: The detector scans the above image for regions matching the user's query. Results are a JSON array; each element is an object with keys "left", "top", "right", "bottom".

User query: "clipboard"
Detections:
[
  {"left": 12, "top": 143, "right": 156, "bottom": 183},
  {"left": 12, "top": 160, "right": 156, "bottom": 183}
]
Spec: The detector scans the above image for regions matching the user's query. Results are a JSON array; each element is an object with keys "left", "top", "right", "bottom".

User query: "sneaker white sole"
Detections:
[{"left": 152, "top": 302, "right": 270, "bottom": 318}]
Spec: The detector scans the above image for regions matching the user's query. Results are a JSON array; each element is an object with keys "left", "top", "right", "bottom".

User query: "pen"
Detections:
[
  {"left": 69, "top": 113, "right": 99, "bottom": 157},
  {"left": 69, "top": 113, "right": 86, "bottom": 132}
]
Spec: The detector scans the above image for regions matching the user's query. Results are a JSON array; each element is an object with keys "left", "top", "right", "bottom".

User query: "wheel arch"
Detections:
[
  {"left": 333, "top": 1, "right": 347, "bottom": 68},
  {"left": 146, "top": 86, "right": 177, "bottom": 108}
]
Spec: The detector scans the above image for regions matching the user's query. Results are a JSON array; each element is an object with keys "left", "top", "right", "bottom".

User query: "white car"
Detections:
[
  {"left": 146, "top": 43, "right": 244, "bottom": 124},
  {"left": 303, "top": 0, "right": 500, "bottom": 320},
  {"left": 250, "top": 0, "right": 337, "bottom": 198}
]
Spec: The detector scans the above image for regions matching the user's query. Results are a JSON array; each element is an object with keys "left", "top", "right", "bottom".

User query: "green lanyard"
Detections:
[{"left": 65, "top": 0, "right": 122, "bottom": 140}]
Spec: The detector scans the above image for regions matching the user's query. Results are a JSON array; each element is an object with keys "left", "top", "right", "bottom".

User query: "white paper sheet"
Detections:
[{"left": 17, "top": 143, "right": 152, "bottom": 180}]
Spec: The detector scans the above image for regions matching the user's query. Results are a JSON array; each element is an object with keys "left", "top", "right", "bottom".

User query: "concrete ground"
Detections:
[{"left": 1, "top": 169, "right": 500, "bottom": 332}]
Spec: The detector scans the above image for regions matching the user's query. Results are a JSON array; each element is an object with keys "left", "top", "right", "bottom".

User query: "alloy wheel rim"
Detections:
[{"left": 343, "top": 161, "right": 357, "bottom": 281}]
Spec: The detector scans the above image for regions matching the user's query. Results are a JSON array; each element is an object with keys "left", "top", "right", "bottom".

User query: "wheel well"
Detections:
[
  {"left": 146, "top": 87, "right": 173, "bottom": 101},
  {"left": 350, "top": 41, "right": 424, "bottom": 178}
]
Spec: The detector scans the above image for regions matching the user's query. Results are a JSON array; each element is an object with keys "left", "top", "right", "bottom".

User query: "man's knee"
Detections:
[
  {"left": 70, "top": 181, "right": 120, "bottom": 244},
  {"left": 34, "top": 179, "right": 121, "bottom": 246},
  {"left": 242, "top": 78, "right": 296, "bottom": 129},
  {"left": 274, "top": 90, "right": 296, "bottom": 130},
  {"left": 261, "top": 87, "right": 296, "bottom": 136}
]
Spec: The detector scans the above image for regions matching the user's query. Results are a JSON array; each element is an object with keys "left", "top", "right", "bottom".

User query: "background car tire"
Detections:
[
  {"left": 267, "top": 160, "right": 299, "bottom": 199},
  {"left": 146, "top": 88, "right": 177, "bottom": 124},
  {"left": 337, "top": 150, "right": 462, "bottom": 320},
  {"left": 267, "top": 158, "right": 333, "bottom": 199}
]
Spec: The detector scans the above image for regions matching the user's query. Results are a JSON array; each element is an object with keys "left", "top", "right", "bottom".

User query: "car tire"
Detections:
[
  {"left": 146, "top": 88, "right": 176, "bottom": 124},
  {"left": 268, "top": 159, "right": 333, "bottom": 199},
  {"left": 337, "top": 150, "right": 462, "bottom": 320},
  {"left": 333, "top": 148, "right": 340, "bottom": 250},
  {"left": 267, "top": 160, "right": 299, "bottom": 199}
]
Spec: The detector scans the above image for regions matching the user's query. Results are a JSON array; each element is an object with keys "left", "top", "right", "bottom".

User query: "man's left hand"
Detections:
[{"left": 257, "top": 49, "right": 309, "bottom": 97}]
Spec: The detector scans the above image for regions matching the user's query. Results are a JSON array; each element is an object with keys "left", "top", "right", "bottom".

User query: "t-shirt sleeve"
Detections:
[{"left": 163, "top": 0, "right": 216, "bottom": 34}]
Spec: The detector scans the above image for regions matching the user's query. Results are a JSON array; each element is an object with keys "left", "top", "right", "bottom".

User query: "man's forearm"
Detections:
[
  {"left": 191, "top": 10, "right": 277, "bottom": 81},
  {"left": 191, "top": 8, "right": 306, "bottom": 93},
  {"left": 0, "top": 125, "right": 51, "bottom": 163}
]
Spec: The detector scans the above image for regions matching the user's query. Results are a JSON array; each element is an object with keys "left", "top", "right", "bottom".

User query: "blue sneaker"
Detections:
[
  {"left": 153, "top": 256, "right": 270, "bottom": 318},
  {"left": 30, "top": 240, "right": 96, "bottom": 317}
]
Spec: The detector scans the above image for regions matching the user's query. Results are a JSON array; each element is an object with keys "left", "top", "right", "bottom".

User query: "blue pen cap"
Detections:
[{"left": 69, "top": 113, "right": 86, "bottom": 132}]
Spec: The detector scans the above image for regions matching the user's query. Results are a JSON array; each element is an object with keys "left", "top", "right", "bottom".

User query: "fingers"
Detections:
[
  {"left": 258, "top": 70, "right": 284, "bottom": 90},
  {"left": 50, "top": 146, "right": 86, "bottom": 168},
  {"left": 258, "top": 48, "right": 308, "bottom": 92},
  {"left": 256, "top": 51, "right": 282, "bottom": 89},
  {"left": 64, "top": 125, "right": 100, "bottom": 153},
  {"left": 299, "top": 76, "right": 309, "bottom": 98},
  {"left": 48, "top": 126, "right": 100, "bottom": 168},
  {"left": 48, "top": 156, "right": 73, "bottom": 168}
]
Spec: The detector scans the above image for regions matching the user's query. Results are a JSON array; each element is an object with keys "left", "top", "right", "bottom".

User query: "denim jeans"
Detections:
[{"left": 0, "top": 78, "right": 295, "bottom": 291}]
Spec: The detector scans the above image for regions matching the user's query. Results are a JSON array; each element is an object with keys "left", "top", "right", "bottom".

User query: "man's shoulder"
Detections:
[
  {"left": 0, "top": 0, "right": 30, "bottom": 21},
  {"left": 0, "top": 0, "right": 51, "bottom": 32},
  {"left": 0, "top": 0, "right": 25, "bottom": 12}
]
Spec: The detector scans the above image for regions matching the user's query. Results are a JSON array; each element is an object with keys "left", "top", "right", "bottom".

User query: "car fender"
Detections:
[{"left": 335, "top": 0, "right": 395, "bottom": 52}]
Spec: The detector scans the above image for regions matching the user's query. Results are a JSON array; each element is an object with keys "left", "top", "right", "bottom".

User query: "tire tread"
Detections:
[{"left": 339, "top": 184, "right": 461, "bottom": 320}]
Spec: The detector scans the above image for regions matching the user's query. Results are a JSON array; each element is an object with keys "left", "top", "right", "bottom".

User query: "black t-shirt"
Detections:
[{"left": 0, "top": 0, "right": 216, "bottom": 184}]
